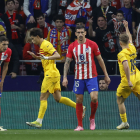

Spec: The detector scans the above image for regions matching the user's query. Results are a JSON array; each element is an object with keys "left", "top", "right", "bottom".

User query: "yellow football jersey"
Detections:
[
  {"left": 40, "top": 40, "right": 60, "bottom": 77},
  {"left": 118, "top": 43, "right": 140, "bottom": 86}
]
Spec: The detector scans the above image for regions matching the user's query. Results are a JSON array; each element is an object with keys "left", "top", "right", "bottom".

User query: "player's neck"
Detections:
[
  {"left": 8, "top": 10, "right": 14, "bottom": 15},
  {"left": 78, "top": 38, "right": 86, "bottom": 44},
  {"left": 39, "top": 38, "right": 44, "bottom": 46},
  {"left": 121, "top": 45, "right": 129, "bottom": 49}
]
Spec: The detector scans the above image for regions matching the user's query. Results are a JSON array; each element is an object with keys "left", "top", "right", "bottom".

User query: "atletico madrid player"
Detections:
[
  {"left": 62, "top": 25, "right": 111, "bottom": 131},
  {"left": 0, "top": 36, "right": 12, "bottom": 131}
]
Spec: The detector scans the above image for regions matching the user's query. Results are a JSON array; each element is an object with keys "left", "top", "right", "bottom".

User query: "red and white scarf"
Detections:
[
  {"left": 112, "top": 18, "right": 125, "bottom": 36},
  {"left": 6, "top": 11, "right": 18, "bottom": 40},
  {"left": 37, "top": 22, "right": 52, "bottom": 39},
  {"left": 65, "top": 0, "right": 92, "bottom": 27},
  {"left": 50, "top": 26, "right": 70, "bottom": 56}
]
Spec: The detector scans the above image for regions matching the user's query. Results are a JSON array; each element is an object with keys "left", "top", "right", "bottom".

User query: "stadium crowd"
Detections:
[{"left": 0, "top": 0, "right": 140, "bottom": 77}]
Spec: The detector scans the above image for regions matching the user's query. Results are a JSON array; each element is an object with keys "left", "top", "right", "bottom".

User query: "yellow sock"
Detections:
[
  {"left": 120, "top": 113, "right": 127, "bottom": 122},
  {"left": 59, "top": 97, "right": 76, "bottom": 108},
  {"left": 38, "top": 100, "right": 47, "bottom": 119}
]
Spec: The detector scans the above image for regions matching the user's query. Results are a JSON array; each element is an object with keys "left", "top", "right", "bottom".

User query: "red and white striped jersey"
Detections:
[
  {"left": 67, "top": 39, "right": 100, "bottom": 79},
  {"left": 0, "top": 48, "right": 12, "bottom": 66}
]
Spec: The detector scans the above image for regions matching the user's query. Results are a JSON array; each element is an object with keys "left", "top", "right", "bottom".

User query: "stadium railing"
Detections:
[{"left": 19, "top": 60, "right": 140, "bottom": 75}]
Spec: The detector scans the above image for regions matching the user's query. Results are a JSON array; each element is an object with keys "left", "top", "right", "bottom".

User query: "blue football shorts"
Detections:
[{"left": 73, "top": 77, "right": 99, "bottom": 95}]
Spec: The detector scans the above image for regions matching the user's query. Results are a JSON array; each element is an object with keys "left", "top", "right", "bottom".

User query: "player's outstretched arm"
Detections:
[
  {"left": 123, "top": 20, "right": 132, "bottom": 43},
  {"left": 27, "top": 51, "right": 41, "bottom": 60},
  {"left": 0, "top": 62, "right": 9, "bottom": 92},
  {"left": 96, "top": 55, "right": 111, "bottom": 85},
  {"left": 62, "top": 57, "right": 72, "bottom": 87},
  {"left": 38, "top": 51, "right": 60, "bottom": 60},
  {"left": 122, "top": 61, "right": 133, "bottom": 87}
]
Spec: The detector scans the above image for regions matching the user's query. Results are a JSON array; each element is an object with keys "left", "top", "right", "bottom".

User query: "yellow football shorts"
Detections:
[
  {"left": 117, "top": 80, "right": 140, "bottom": 98},
  {"left": 41, "top": 76, "right": 61, "bottom": 94}
]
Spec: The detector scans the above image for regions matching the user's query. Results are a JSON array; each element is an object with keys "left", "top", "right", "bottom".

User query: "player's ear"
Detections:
[{"left": 85, "top": 30, "right": 87, "bottom": 36}]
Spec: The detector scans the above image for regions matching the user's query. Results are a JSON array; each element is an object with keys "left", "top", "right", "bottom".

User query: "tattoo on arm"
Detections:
[{"left": 63, "top": 57, "right": 71, "bottom": 78}]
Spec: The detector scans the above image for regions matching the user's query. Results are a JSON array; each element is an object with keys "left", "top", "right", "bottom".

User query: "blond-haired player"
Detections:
[
  {"left": 25, "top": 28, "right": 85, "bottom": 128},
  {"left": 116, "top": 20, "right": 140, "bottom": 130}
]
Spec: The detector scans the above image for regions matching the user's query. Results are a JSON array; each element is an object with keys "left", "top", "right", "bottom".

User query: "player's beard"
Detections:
[{"left": 79, "top": 36, "right": 83, "bottom": 41}]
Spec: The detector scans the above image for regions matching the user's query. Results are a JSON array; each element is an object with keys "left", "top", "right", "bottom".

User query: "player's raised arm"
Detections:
[
  {"left": 123, "top": 20, "right": 132, "bottom": 43},
  {"left": 96, "top": 55, "right": 111, "bottom": 85}
]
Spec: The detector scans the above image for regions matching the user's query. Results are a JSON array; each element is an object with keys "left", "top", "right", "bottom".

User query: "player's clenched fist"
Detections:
[{"left": 62, "top": 77, "right": 68, "bottom": 88}]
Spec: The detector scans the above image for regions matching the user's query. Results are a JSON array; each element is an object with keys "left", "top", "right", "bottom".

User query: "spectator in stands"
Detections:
[
  {"left": 89, "top": 0, "right": 101, "bottom": 10},
  {"left": 1, "top": 0, "right": 24, "bottom": 60},
  {"left": 65, "top": 0, "right": 92, "bottom": 29},
  {"left": 132, "top": 0, "right": 140, "bottom": 39},
  {"left": 119, "top": 0, "right": 133, "bottom": 34},
  {"left": 23, "top": 29, "right": 42, "bottom": 75},
  {"left": 23, "top": 0, "right": 52, "bottom": 28},
  {"left": 0, "top": 18, "right": 19, "bottom": 78},
  {"left": 51, "top": 0, "right": 73, "bottom": 18},
  {"left": 88, "top": 15, "right": 119, "bottom": 75},
  {"left": 98, "top": 77, "right": 110, "bottom": 91},
  {"left": 108, "top": 10, "right": 125, "bottom": 37},
  {"left": 92, "top": 0, "right": 117, "bottom": 28},
  {"left": 47, "top": 15, "right": 71, "bottom": 75},
  {"left": 36, "top": 12, "right": 53, "bottom": 39},
  {"left": 14, "top": 0, "right": 26, "bottom": 22}
]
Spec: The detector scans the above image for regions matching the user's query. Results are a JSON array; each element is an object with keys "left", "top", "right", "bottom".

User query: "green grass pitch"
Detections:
[{"left": 0, "top": 130, "right": 140, "bottom": 140}]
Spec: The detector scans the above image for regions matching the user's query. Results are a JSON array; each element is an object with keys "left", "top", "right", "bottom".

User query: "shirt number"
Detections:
[{"left": 130, "top": 58, "right": 136, "bottom": 72}]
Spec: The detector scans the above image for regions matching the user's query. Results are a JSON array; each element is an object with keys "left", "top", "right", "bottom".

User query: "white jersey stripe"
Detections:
[
  {"left": 88, "top": 47, "right": 92, "bottom": 78},
  {"left": 73, "top": 47, "right": 77, "bottom": 79},
  {"left": 78, "top": 45, "right": 82, "bottom": 79},
  {"left": 83, "top": 44, "right": 87, "bottom": 79}
]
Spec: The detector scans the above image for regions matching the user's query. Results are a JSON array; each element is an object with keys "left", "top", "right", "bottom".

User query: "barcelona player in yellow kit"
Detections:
[
  {"left": 26, "top": 28, "right": 85, "bottom": 128},
  {"left": 116, "top": 20, "right": 140, "bottom": 130}
]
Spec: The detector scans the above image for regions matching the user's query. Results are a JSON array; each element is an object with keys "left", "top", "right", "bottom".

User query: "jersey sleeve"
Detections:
[
  {"left": 4, "top": 48, "right": 12, "bottom": 62},
  {"left": 41, "top": 41, "right": 56, "bottom": 55},
  {"left": 118, "top": 52, "right": 127, "bottom": 63},
  {"left": 66, "top": 44, "right": 73, "bottom": 58},
  {"left": 93, "top": 42, "right": 101, "bottom": 56}
]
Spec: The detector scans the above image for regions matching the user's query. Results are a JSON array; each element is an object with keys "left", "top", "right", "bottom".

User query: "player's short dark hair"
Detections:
[
  {"left": 98, "top": 77, "right": 105, "bottom": 82},
  {"left": 119, "top": 33, "right": 129, "bottom": 45},
  {"left": 6, "top": 0, "right": 15, "bottom": 5},
  {"left": 53, "top": 15, "right": 65, "bottom": 22},
  {"left": 97, "top": 15, "right": 106, "bottom": 21},
  {"left": 30, "top": 28, "right": 44, "bottom": 38},
  {"left": 116, "top": 10, "right": 124, "bottom": 16},
  {"left": 0, "top": 36, "right": 9, "bottom": 43},
  {"left": 75, "top": 25, "right": 86, "bottom": 32},
  {"left": 75, "top": 18, "right": 86, "bottom": 25},
  {"left": 36, "top": 12, "right": 45, "bottom": 19}
]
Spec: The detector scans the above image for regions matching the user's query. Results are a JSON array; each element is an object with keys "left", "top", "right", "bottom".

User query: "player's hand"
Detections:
[
  {"left": 62, "top": 77, "right": 68, "bottom": 88},
  {"left": 27, "top": 51, "right": 38, "bottom": 59},
  {"left": 10, "top": 72, "right": 17, "bottom": 78},
  {"left": 37, "top": 53, "right": 48, "bottom": 60},
  {"left": 0, "top": 82, "right": 3, "bottom": 93},
  {"left": 104, "top": 75, "right": 111, "bottom": 85},
  {"left": 128, "top": 81, "right": 133, "bottom": 88},
  {"left": 61, "top": 57, "right": 66, "bottom": 62},
  {"left": 123, "top": 20, "right": 128, "bottom": 28}
]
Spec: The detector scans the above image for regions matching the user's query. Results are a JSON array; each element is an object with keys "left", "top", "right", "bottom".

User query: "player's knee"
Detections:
[
  {"left": 91, "top": 96, "right": 98, "bottom": 102},
  {"left": 76, "top": 97, "right": 83, "bottom": 103}
]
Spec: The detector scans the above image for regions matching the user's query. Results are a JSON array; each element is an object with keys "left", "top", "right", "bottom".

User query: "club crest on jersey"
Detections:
[{"left": 79, "top": 54, "right": 85, "bottom": 61}]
